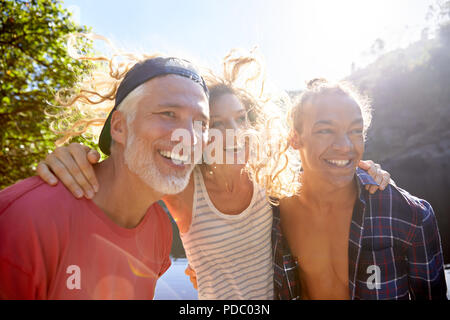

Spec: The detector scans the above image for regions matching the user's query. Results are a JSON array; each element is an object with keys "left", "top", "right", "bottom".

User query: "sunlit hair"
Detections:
[
  {"left": 48, "top": 33, "right": 162, "bottom": 147},
  {"left": 246, "top": 78, "right": 373, "bottom": 203},
  {"left": 49, "top": 35, "right": 276, "bottom": 149},
  {"left": 201, "top": 48, "right": 295, "bottom": 205},
  {"left": 200, "top": 48, "right": 298, "bottom": 205},
  {"left": 48, "top": 33, "right": 291, "bottom": 197},
  {"left": 289, "top": 78, "right": 372, "bottom": 139},
  {"left": 203, "top": 47, "right": 274, "bottom": 127}
]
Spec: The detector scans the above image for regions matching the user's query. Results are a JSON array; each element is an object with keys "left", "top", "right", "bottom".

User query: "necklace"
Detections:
[{"left": 206, "top": 166, "right": 234, "bottom": 193}]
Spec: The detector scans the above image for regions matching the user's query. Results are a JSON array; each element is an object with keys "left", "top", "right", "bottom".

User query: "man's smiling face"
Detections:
[
  {"left": 291, "top": 92, "right": 365, "bottom": 188},
  {"left": 114, "top": 74, "right": 210, "bottom": 194}
]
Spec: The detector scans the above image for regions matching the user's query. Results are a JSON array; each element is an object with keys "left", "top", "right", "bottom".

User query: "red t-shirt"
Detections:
[{"left": 0, "top": 176, "right": 172, "bottom": 300}]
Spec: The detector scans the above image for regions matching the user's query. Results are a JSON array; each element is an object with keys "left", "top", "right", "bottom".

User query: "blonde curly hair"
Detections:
[
  {"left": 48, "top": 33, "right": 162, "bottom": 147},
  {"left": 203, "top": 47, "right": 275, "bottom": 128},
  {"left": 201, "top": 48, "right": 296, "bottom": 206},
  {"left": 48, "top": 34, "right": 286, "bottom": 176}
]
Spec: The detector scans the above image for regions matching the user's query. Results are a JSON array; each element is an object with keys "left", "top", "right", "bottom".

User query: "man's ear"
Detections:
[
  {"left": 110, "top": 111, "right": 128, "bottom": 147},
  {"left": 289, "top": 129, "right": 303, "bottom": 150}
]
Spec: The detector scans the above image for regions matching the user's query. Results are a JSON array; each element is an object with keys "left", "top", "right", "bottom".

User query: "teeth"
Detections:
[
  {"left": 159, "top": 150, "right": 189, "bottom": 164},
  {"left": 326, "top": 159, "right": 351, "bottom": 167}
]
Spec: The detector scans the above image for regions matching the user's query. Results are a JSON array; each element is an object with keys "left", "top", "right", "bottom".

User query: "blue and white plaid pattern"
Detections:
[
  {"left": 272, "top": 204, "right": 300, "bottom": 300},
  {"left": 273, "top": 168, "right": 448, "bottom": 300}
]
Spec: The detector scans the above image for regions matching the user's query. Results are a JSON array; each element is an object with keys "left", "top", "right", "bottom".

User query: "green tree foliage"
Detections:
[{"left": 0, "top": 0, "right": 92, "bottom": 189}]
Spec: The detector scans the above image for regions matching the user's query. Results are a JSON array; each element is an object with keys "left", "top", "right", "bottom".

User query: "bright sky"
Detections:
[{"left": 63, "top": 0, "right": 434, "bottom": 91}]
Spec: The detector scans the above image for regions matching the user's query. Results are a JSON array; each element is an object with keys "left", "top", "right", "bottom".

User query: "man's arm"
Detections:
[{"left": 407, "top": 200, "right": 447, "bottom": 299}]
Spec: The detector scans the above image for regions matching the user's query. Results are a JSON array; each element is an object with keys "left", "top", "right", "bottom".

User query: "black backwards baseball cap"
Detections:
[{"left": 98, "top": 56, "right": 209, "bottom": 155}]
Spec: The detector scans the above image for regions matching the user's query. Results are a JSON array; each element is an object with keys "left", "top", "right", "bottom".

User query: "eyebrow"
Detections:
[
  {"left": 211, "top": 109, "right": 247, "bottom": 119},
  {"left": 350, "top": 118, "right": 364, "bottom": 126},
  {"left": 157, "top": 103, "right": 185, "bottom": 109},
  {"left": 313, "top": 120, "right": 333, "bottom": 126},
  {"left": 313, "top": 118, "right": 363, "bottom": 126},
  {"left": 156, "top": 103, "right": 209, "bottom": 121}
]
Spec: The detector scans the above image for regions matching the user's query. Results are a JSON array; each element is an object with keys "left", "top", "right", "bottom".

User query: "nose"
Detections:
[
  {"left": 182, "top": 119, "right": 200, "bottom": 148},
  {"left": 171, "top": 119, "right": 200, "bottom": 149},
  {"left": 332, "top": 133, "right": 353, "bottom": 152},
  {"left": 224, "top": 120, "right": 240, "bottom": 147},
  {"left": 227, "top": 119, "right": 240, "bottom": 131}
]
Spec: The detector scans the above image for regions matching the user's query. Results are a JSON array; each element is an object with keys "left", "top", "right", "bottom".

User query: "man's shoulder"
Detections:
[
  {"left": 0, "top": 177, "right": 80, "bottom": 268},
  {"left": 0, "top": 176, "right": 44, "bottom": 213},
  {"left": 0, "top": 176, "right": 81, "bottom": 223},
  {"left": 368, "top": 183, "right": 434, "bottom": 226},
  {"left": 150, "top": 201, "right": 171, "bottom": 222}
]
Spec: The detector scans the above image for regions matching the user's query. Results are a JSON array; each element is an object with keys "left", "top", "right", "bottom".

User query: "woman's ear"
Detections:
[
  {"left": 289, "top": 129, "right": 302, "bottom": 150},
  {"left": 110, "top": 111, "right": 128, "bottom": 147}
]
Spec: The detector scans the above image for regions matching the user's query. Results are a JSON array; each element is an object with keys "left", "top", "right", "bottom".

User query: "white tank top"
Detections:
[{"left": 180, "top": 167, "right": 273, "bottom": 300}]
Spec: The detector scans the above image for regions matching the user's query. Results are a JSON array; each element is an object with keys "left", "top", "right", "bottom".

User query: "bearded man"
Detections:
[{"left": 0, "top": 57, "right": 210, "bottom": 299}]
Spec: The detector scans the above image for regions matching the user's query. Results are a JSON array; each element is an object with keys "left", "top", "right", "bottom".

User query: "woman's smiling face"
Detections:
[
  {"left": 291, "top": 92, "right": 365, "bottom": 188},
  {"left": 207, "top": 93, "right": 249, "bottom": 165}
]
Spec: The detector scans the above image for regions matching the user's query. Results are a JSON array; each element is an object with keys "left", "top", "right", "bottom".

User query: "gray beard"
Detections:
[{"left": 124, "top": 130, "right": 193, "bottom": 195}]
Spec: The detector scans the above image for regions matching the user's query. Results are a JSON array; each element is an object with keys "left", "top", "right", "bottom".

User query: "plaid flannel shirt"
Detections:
[{"left": 272, "top": 168, "right": 447, "bottom": 300}]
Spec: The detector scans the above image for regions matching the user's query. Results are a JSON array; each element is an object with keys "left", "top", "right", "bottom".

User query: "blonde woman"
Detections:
[{"left": 37, "top": 43, "right": 391, "bottom": 299}]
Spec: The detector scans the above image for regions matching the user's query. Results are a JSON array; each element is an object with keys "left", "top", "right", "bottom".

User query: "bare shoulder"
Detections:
[
  {"left": 279, "top": 195, "right": 299, "bottom": 213},
  {"left": 279, "top": 194, "right": 306, "bottom": 224}
]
